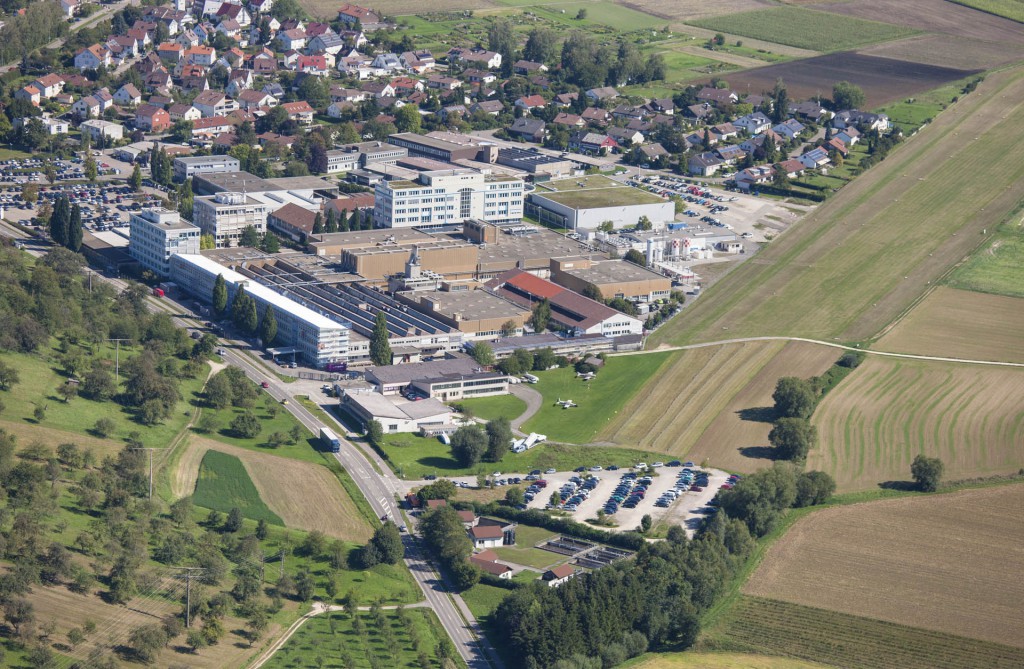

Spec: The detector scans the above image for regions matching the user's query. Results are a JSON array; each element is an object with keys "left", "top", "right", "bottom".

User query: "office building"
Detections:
[
  {"left": 169, "top": 254, "right": 348, "bottom": 367},
  {"left": 192, "top": 191, "right": 272, "bottom": 247},
  {"left": 173, "top": 155, "right": 241, "bottom": 182},
  {"left": 374, "top": 169, "right": 524, "bottom": 229},
  {"left": 128, "top": 208, "right": 200, "bottom": 276}
]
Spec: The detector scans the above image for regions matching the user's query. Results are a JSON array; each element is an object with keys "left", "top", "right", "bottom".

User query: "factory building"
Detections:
[{"left": 373, "top": 169, "right": 524, "bottom": 229}]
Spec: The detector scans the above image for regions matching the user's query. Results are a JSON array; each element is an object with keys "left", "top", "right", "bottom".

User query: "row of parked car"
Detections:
[
  {"left": 655, "top": 468, "right": 713, "bottom": 508},
  {"left": 552, "top": 475, "right": 600, "bottom": 512},
  {"left": 603, "top": 472, "right": 652, "bottom": 515}
]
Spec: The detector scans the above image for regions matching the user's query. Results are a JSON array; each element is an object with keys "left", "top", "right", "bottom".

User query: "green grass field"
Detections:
[
  {"left": 714, "top": 596, "right": 1024, "bottom": 669},
  {"left": 945, "top": 215, "right": 1024, "bottom": 297},
  {"left": 456, "top": 393, "right": 527, "bottom": 422},
  {"left": 380, "top": 432, "right": 661, "bottom": 478},
  {"left": 651, "top": 66, "right": 1024, "bottom": 346},
  {"left": 193, "top": 450, "right": 284, "bottom": 524},
  {"left": 879, "top": 76, "right": 981, "bottom": 130},
  {"left": 507, "top": 2, "right": 665, "bottom": 30},
  {"left": 461, "top": 582, "right": 512, "bottom": 623},
  {"left": 195, "top": 401, "right": 326, "bottom": 464},
  {"left": 689, "top": 7, "right": 918, "bottom": 51},
  {"left": 945, "top": 0, "right": 1024, "bottom": 22},
  {"left": 538, "top": 188, "right": 668, "bottom": 209},
  {"left": 0, "top": 146, "right": 32, "bottom": 161},
  {"left": 262, "top": 606, "right": 460, "bottom": 669},
  {"left": 522, "top": 353, "right": 673, "bottom": 443}
]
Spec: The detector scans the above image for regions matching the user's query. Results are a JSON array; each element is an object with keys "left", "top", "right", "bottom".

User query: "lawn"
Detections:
[
  {"left": 494, "top": 545, "right": 561, "bottom": 570},
  {"left": 0, "top": 146, "right": 32, "bottom": 161},
  {"left": 650, "top": 66, "right": 1024, "bottom": 346},
  {"left": 537, "top": 186, "right": 666, "bottom": 209},
  {"left": 0, "top": 343, "right": 206, "bottom": 453},
  {"left": 521, "top": 352, "right": 673, "bottom": 443},
  {"left": 689, "top": 7, "right": 919, "bottom": 51},
  {"left": 878, "top": 76, "right": 981, "bottom": 130},
  {"left": 193, "top": 449, "right": 284, "bottom": 524},
  {"left": 945, "top": 215, "right": 1024, "bottom": 297},
  {"left": 461, "top": 583, "right": 512, "bottom": 622},
  {"left": 518, "top": 2, "right": 665, "bottom": 30},
  {"left": 195, "top": 400, "right": 327, "bottom": 464},
  {"left": 263, "top": 608, "right": 465, "bottom": 669},
  {"left": 945, "top": 0, "right": 1024, "bottom": 22},
  {"left": 380, "top": 432, "right": 661, "bottom": 479},
  {"left": 455, "top": 393, "right": 527, "bottom": 422},
  {"left": 622, "top": 652, "right": 832, "bottom": 669}
]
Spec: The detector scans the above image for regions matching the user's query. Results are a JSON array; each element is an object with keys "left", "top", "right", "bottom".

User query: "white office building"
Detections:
[
  {"left": 173, "top": 155, "right": 241, "bottom": 182},
  {"left": 169, "top": 254, "right": 349, "bottom": 367},
  {"left": 192, "top": 192, "right": 272, "bottom": 248},
  {"left": 374, "top": 169, "right": 524, "bottom": 229},
  {"left": 128, "top": 208, "right": 200, "bottom": 276},
  {"left": 325, "top": 149, "right": 359, "bottom": 174}
]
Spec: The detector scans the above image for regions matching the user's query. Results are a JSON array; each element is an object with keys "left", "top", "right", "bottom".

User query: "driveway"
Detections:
[{"left": 509, "top": 383, "right": 542, "bottom": 434}]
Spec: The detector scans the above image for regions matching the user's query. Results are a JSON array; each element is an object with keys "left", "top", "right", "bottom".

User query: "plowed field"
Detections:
[
  {"left": 809, "top": 357, "right": 1024, "bottom": 490},
  {"left": 744, "top": 485, "right": 1024, "bottom": 648}
]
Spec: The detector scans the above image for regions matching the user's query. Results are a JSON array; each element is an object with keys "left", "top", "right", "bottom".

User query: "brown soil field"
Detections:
[
  {"left": 619, "top": 0, "right": 773, "bottom": 21},
  {"left": 811, "top": 0, "right": 1024, "bottom": 43},
  {"left": 704, "top": 52, "right": 981, "bottom": 108},
  {"left": 653, "top": 66, "right": 1024, "bottom": 347},
  {"left": 179, "top": 437, "right": 372, "bottom": 541},
  {"left": 744, "top": 484, "right": 1024, "bottom": 647},
  {"left": 686, "top": 341, "right": 840, "bottom": 472},
  {"left": 876, "top": 286, "right": 1024, "bottom": 363},
  {"left": 809, "top": 357, "right": 1024, "bottom": 491},
  {"left": 32, "top": 578, "right": 281, "bottom": 668},
  {"left": 859, "top": 34, "right": 1024, "bottom": 70},
  {"left": 600, "top": 341, "right": 784, "bottom": 456}
]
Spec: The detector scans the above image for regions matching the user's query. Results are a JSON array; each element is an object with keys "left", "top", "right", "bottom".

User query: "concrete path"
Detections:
[{"left": 509, "top": 384, "right": 543, "bottom": 434}]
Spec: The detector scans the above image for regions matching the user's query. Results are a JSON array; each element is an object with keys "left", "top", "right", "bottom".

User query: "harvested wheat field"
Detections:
[
  {"left": 877, "top": 286, "right": 1024, "bottom": 363},
  {"left": 686, "top": 341, "right": 840, "bottom": 472},
  {"left": 626, "top": 651, "right": 832, "bottom": 669},
  {"left": 600, "top": 341, "right": 784, "bottom": 456},
  {"left": 859, "top": 33, "right": 1024, "bottom": 70},
  {"left": 809, "top": 357, "right": 1024, "bottom": 491},
  {"left": 619, "top": 0, "right": 773, "bottom": 21},
  {"left": 810, "top": 0, "right": 1024, "bottom": 43},
  {"left": 179, "top": 437, "right": 372, "bottom": 541},
  {"left": 745, "top": 484, "right": 1024, "bottom": 648}
]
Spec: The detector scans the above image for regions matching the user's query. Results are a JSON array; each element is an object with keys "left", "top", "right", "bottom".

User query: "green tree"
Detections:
[
  {"left": 832, "top": 81, "right": 866, "bottom": 110},
  {"left": 201, "top": 234, "right": 216, "bottom": 249},
  {"left": 240, "top": 225, "right": 261, "bottom": 248},
  {"left": 450, "top": 424, "right": 487, "bottom": 467},
  {"left": 84, "top": 155, "right": 98, "bottom": 182},
  {"left": 366, "top": 419, "right": 383, "bottom": 448},
  {"left": 471, "top": 341, "right": 495, "bottom": 366},
  {"left": 624, "top": 249, "right": 646, "bottom": 266},
  {"left": 768, "top": 417, "right": 817, "bottom": 461},
  {"left": 772, "top": 377, "right": 816, "bottom": 419},
  {"left": 394, "top": 105, "right": 422, "bottom": 134},
  {"left": 224, "top": 507, "right": 243, "bottom": 532},
  {"left": 0, "top": 361, "right": 22, "bottom": 390},
  {"left": 230, "top": 411, "right": 262, "bottom": 439},
  {"left": 484, "top": 417, "right": 512, "bottom": 462},
  {"left": 127, "top": 624, "right": 169, "bottom": 663},
  {"left": 67, "top": 203, "right": 83, "bottom": 252},
  {"left": 718, "top": 463, "right": 798, "bottom": 536},
  {"left": 794, "top": 471, "right": 836, "bottom": 507},
  {"left": 504, "top": 486, "right": 524, "bottom": 506},
  {"left": 49, "top": 195, "right": 69, "bottom": 247},
  {"left": 129, "top": 163, "right": 142, "bottom": 191},
  {"left": 770, "top": 77, "right": 789, "bottom": 124},
  {"left": 910, "top": 454, "right": 944, "bottom": 492},
  {"left": 369, "top": 311, "right": 392, "bottom": 366},
  {"left": 261, "top": 232, "right": 280, "bottom": 253},
  {"left": 529, "top": 298, "right": 551, "bottom": 332},
  {"left": 213, "top": 274, "right": 228, "bottom": 317},
  {"left": 259, "top": 306, "right": 278, "bottom": 347},
  {"left": 370, "top": 522, "right": 404, "bottom": 564}
]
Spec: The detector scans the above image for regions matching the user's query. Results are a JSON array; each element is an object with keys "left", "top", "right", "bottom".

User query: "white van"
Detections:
[{"left": 523, "top": 374, "right": 539, "bottom": 384}]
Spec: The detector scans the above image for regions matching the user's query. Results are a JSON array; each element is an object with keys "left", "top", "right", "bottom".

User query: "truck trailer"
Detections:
[{"left": 319, "top": 427, "right": 341, "bottom": 453}]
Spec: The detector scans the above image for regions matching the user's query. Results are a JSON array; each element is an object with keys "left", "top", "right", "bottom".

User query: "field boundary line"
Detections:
[{"left": 622, "top": 336, "right": 1024, "bottom": 368}]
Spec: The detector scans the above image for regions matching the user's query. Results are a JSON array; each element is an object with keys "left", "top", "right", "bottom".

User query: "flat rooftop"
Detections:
[
  {"left": 390, "top": 132, "right": 479, "bottom": 152},
  {"left": 346, "top": 392, "right": 451, "bottom": 421},
  {"left": 534, "top": 182, "right": 666, "bottom": 209},
  {"left": 175, "top": 155, "right": 238, "bottom": 165},
  {"left": 267, "top": 176, "right": 339, "bottom": 193},
  {"left": 557, "top": 259, "right": 670, "bottom": 284},
  {"left": 404, "top": 288, "right": 528, "bottom": 322},
  {"left": 194, "top": 170, "right": 279, "bottom": 194},
  {"left": 474, "top": 228, "right": 606, "bottom": 271},
  {"left": 497, "top": 147, "right": 571, "bottom": 169},
  {"left": 311, "top": 228, "right": 436, "bottom": 251}
]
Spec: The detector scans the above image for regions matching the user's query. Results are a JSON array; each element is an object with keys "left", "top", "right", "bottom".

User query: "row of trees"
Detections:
[
  {"left": 211, "top": 277, "right": 278, "bottom": 347},
  {"left": 47, "top": 195, "right": 83, "bottom": 252},
  {"left": 419, "top": 505, "right": 479, "bottom": 590},
  {"left": 449, "top": 418, "right": 514, "bottom": 467}
]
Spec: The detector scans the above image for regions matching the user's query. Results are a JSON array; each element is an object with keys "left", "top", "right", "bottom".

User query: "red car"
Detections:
[{"left": 260, "top": 381, "right": 270, "bottom": 388}]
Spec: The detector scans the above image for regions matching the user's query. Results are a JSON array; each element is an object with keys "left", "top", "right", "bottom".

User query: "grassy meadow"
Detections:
[
  {"left": 193, "top": 449, "right": 284, "bottom": 524},
  {"left": 945, "top": 214, "right": 1024, "bottom": 297},
  {"left": 455, "top": 393, "right": 527, "bottom": 422}
]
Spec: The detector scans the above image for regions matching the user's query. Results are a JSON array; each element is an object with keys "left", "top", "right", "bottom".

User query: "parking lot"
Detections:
[
  {"left": 0, "top": 153, "right": 122, "bottom": 185},
  {"left": 0, "top": 180, "right": 170, "bottom": 234}
]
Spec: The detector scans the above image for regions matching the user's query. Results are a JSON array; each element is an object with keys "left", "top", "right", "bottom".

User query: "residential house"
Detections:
[
  {"left": 330, "top": 87, "right": 366, "bottom": 104},
  {"left": 14, "top": 86, "right": 40, "bottom": 106},
  {"left": 216, "top": 18, "right": 242, "bottom": 41},
  {"left": 834, "top": 127, "right": 860, "bottom": 146},
  {"left": 308, "top": 32, "right": 347, "bottom": 56},
  {"left": 696, "top": 87, "right": 738, "bottom": 105},
  {"left": 185, "top": 45, "right": 216, "bottom": 67},
  {"left": 710, "top": 122, "right": 739, "bottom": 142},
  {"left": 543, "top": 565, "right": 576, "bottom": 587},
  {"left": 181, "top": 76, "right": 209, "bottom": 94},
  {"left": 733, "top": 112, "right": 771, "bottom": 135},
  {"left": 277, "top": 28, "right": 306, "bottom": 51},
  {"left": 370, "top": 52, "right": 402, "bottom": 72},
  {"left": 514, "top": 95, "right": 546, "bottom": 112},
  {"left": 509, "top": 117, "right": 546, "bottom": 143},
  {"left": 193, "top": 90, "right": 236, "bottom": 117},
  {"left": 145, "top": 70, "right": 174, "bottom": 92},
  {"left": 772, "top": 118, "right": 805, "bottom": 140},
  {"left": 237, "top": 89, "right": 277, "bottom": 110},
  {"left": 281, "top": 100, "right": 315, "bottom": 124},
  {"left": 296, "top": 54, "right": 330, "bottom": 75},
  {"left": 339, "top": 29, "right": 367, "bottom": 48},
  {"left": 554, "top": 92, "right": 578, "bottom": 106},
  {"left": 448, "top": 47, "right": 501, "bottom": 69},
  {"left": 441, "top": 104, "right": 467, "bottom": 120},
  {"left": 135, "top": 104, "right": 172, "bottom": 132},
  {"left": 825, "top": 137, "right": 848, "bottom": 156},
  {"left": 463, "top": 68, "right": 497, "bottom": 86},
  {"left": 326, "top": 101, "right": 352, "bottom": 118},
  {"left": 788, "top": 100, "right": 829, "bottom": 123},
  {"left": 739, "top": 129, "right": 785, "bottom": 156},
  {"left": 685, "top": 102, "right": 714, "bottom": 121},
  {"left": 60, "top": 0, "right": 79, "bottom": 19},
  {"left": 688, "top": 151, "right": 725, "bottom": 177},
  {"left": 190, "top": 116, "right": 235, "bottom": 139},
  {"left": 107, "top": 36, "right": 140, "bottom": 61},
  {"left": 648, "top": 98, "right": 674, "bottom": 115},
  {"left": 215, "top": 2, "right": 250, "bottom": 27},
  {"left": 80, "top": 119, "right": 124, "bottom": 142},
  {"left": 168, "top": 103, "right": 201, "bottom": 121},
  {"left": 833, "top": 110, "right": 890, "bottom": 133},
  {"left": 157, "top": 42, "right": 184, "bottom": 62},
  {"left": 390, "top": 76, "right": 423, "bottom": 96},
  {"left": 248, "top": 0, "right": 272, "bottom": 13},
  {"left": 360, "top": 81, "right": 396, "bottom": 98},
  {"left": 468, "top": 525, "right": 504, "bottom": 549},
  {"left": 552, "top": 112, "right": 584, "bottom": 128},
  {"left": 32, "top": 74, "right": 65, "bottom": 99},
  {"left": 226, "top": 69, "right": 255, "bottom": 96},
  {"left": 569, "top": 131, "right": 619, "bottom": 155},
  {"left": 176, "top": 28, "right": 200, "bottom": 48},
  {"left": 399, "top": 50, "right": 435, "bottom": 73},
  {"left": 426, "top": 74, "right": 461, "bottom": 91},
  {"left": 735, "top": 165, "right": 775, "bottom": 190},
  {"left": 337, "top": 3, "right": 384, "bottom": 28},
  {"left": 715, "top": 144, "right": 746, "bottom": 165},
  {"left": 513, "top": 59, "right": 547, "bottom": 75},
  {"left": 585, "top": 86, "right": 618, "bottom": 102},
  {"left": 640, "top": 142, "right": 670, "bottom": 161},
  {"left": 113, "top": 83, "right": 143, "bottom": 107},
  {"left": 471, "top": 100, "right": 504, "bottom": 116},
  {"left": 798, "top": 146, "right": 831, "bottom": 169},
  {"left": 72, "top": 95, "right": 101, "bottom": 118},
  {"left": 75, "top": 45, "right": 110, "bottom": 71},
  {"left": 606, "top": 126, "right": 643, "bottom": 147},
  {"left": 611, "top": 104, "right": 645, "bottom": 122},
  {"left": 580, "top": 107, "right": 610, "bottom": 126},
  {"left": 469, "top": 551, "right": 513, "bottom": 579},
  {"left": 775, "top": 158, "right": 806, "bottom": 178}
]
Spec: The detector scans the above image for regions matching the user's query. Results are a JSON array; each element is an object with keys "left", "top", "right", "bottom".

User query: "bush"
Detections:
[
  {"left": 837, "top": 351, "right": 865, "bottom": 368},
  {"left": 794, "top": 471, "right": 836, "bottom": 507},
  {"left": 911, "top": 454, "right": 944, "bottom": 492}
]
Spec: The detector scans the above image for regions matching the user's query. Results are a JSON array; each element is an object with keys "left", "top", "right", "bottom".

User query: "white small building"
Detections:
[
  {"left": 128, "top": 208, "right": 201, "bottom": 276},
  {"left": 340, "top": 392, "right": 453, "bottom": 434},
  {"left": 80, "top": 119, "right": 124, "bottom": 142},
  {"left": 173, "top": 155, "right": 241, "bottom": 182},
  {"left": 468, "top": 525, "right": 504, "bottom": 549}
]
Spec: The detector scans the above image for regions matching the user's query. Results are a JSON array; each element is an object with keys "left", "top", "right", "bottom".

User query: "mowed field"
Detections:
[
  {"left": 876, "top": 286, "right": 1024, "bottom": 363},
  {"left": 685, "top": 342, "right": 841, "bottom": 472},
  {"left": 651, "top": 65, "right": 1024, "bottom": 347},
  {"left": 701, "top": 52, "right": 980, "bottom": 111},
  {"left": 623, "top": 651, "right": 833, "bottom": 669},
  {"left": 859, "top": 33, "right": 1024, "bottom": 70},
  {"left": 600, "top": 342, "right": 783, "bottom": 456},
  {"left": 809, "top": 0, "right": 1024, "bottom": 42},
  {"left": 617, "top": 0, "right": 772, "bottom": 21},
  {"left": 808, "top": 357, "right": 1024, "bottom": 491},
  {"left": 180, "top": 437, "right": 373, "bottom": 541},
  {"left": 744, "top": 485, "right": 1024, "bottom": 648}
]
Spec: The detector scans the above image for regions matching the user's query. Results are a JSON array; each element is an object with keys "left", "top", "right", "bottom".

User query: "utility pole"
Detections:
[
  {"left": 129, "top": 447, "right": 161, "bottom": 499},
  {"left": 171, "top": 567, "right": 206, "bottom": 628},
  {"left": 106, "top": 338, "right": 130, "bottom": 380}
]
